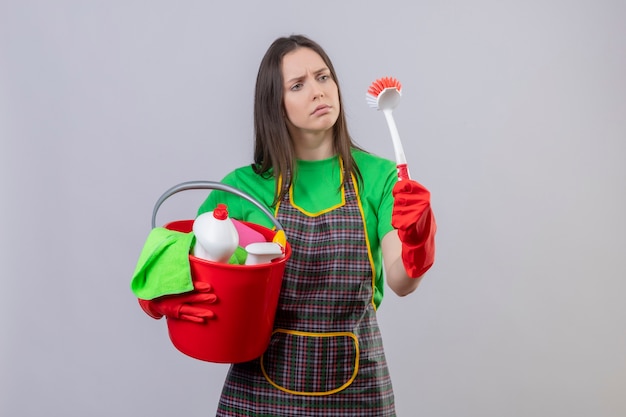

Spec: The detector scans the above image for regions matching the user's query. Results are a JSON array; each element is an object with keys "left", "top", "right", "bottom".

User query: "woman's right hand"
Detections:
[{"left": 138, "top": 282, "right": 217, "bottom": 323}]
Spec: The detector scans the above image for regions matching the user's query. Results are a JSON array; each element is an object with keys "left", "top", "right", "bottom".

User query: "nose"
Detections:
[
  {"left": 312, "top": 86, "right": 324, "bottom": 100},
  {"left": 313, "top": 89, "right": 324, "bottom": 100}
]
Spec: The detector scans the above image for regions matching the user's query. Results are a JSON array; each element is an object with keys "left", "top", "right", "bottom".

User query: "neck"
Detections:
[{"left": 291, "top": 129, "right": 335, "bottom": 161}]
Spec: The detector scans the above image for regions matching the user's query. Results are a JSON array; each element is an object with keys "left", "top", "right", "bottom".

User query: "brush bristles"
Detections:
[
  {"left": 366, "top": 94, "right": 380, "bottom": 108},
  {"left": 367, "top": 77, "right": 402, "bottom": 97}
]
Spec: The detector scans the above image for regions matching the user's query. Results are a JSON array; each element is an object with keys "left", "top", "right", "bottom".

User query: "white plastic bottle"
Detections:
[
  {"left": 192, "top": 203, "right": 239, "bottom": 263},
  {"left": 244, "top": 242, "right": 284, "bottom": 265}
]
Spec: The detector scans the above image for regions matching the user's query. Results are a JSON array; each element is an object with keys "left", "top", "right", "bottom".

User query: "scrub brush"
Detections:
[{"left": 366, "top": 76, "right": 410, "bottom": 180}]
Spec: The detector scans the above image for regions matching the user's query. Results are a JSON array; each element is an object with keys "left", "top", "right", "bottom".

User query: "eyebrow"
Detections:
[{"left": 285, "top": 67, "right": 330, "bottom": 84}]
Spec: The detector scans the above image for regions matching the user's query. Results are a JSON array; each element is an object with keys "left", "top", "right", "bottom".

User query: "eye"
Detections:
[
  {"left": 318, "top": 74, "right": 330, "bottom": 82},
  {"left": 290, "top": 83, "right": 303, "bottom": 91}
]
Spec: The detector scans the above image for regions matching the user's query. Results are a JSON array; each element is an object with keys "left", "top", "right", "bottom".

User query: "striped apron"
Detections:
[{"left": 216, "top": 174, "right": 396, "bottom": 416}]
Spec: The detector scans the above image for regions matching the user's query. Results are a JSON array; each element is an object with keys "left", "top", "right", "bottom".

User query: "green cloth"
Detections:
[
  {"left": 197, "top": 149, "right": 397, "bottom": 308},
  {"left": 230, "top": 246, "right": 248, "bottom": 265},
  {"left": 130, "top": 227, "right": 195, "bottom": 300},
  {"left": 131, "top": 227, "right": 250, "bottom": 300}
]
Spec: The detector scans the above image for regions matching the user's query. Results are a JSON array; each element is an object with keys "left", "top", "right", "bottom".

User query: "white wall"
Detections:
[{"left": 2, "top": 1, "right": 625, "bottom": 416}]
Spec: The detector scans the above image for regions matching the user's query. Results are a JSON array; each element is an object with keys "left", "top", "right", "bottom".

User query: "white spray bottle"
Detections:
[{"left": 192, "top": 203, "right": 239, "bottom": 263}]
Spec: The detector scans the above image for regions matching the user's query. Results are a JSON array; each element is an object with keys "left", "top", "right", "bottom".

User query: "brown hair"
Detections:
[{"left": 252, "top": 34, "right": 363, "bottom": 205}]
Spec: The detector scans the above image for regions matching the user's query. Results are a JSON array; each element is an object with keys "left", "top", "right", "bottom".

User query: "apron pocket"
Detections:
[{"left": 260, "top": 329, "right": 359, "bottom": 396}]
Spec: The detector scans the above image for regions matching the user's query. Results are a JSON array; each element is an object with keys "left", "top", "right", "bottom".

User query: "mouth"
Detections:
[{"left": 311, "top": 104, "right": 331, "bottom": 115}]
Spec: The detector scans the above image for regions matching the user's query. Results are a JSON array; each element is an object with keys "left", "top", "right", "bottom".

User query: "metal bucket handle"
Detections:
[{"left": 151, "top": 180, "right": 284, "bottom": 232}]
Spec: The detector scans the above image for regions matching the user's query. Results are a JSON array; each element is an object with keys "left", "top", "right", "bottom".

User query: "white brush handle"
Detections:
[{"left": 383, "top": 109, "right": 410, "bottom": 180}]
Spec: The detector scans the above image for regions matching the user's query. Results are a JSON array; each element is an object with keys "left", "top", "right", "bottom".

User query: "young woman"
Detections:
[{"left": 140, "top": 35, "right": 436, "bottom": 416}]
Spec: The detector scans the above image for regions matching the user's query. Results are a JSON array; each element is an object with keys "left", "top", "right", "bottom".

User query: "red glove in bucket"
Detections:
[
  {"left": 138, "top": 282, "right": 217, "bottom": 324},
  {"left": 392, "top": 180, "right": 437, "bottom": 278}
]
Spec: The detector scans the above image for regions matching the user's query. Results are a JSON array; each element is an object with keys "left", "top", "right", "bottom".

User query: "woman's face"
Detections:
[{"left": 281, "top": 47, "right": 340, "bottom": 144}]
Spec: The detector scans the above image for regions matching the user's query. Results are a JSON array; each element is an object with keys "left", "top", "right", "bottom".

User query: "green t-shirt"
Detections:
[{"left": 197, "top": 149, "right": 397, "bottom": 307}]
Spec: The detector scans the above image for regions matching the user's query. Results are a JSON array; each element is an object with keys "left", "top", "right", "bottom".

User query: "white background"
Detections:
[{"left": 1, "top": 1, "right": 625, "bottom": 416}]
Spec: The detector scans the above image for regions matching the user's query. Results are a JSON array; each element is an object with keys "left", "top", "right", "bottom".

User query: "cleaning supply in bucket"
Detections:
[
  {"left": 130, "top": 227, "right": 195, "bottom": 300},
  {"left": 232, "top": 219, "right": 267, "bottom": 247},
  {"left": 245, "top": 242, "right": 284, "bottom": 265},
  {"left": 192, "top": 203, "right": 239, "bottom": 263}
]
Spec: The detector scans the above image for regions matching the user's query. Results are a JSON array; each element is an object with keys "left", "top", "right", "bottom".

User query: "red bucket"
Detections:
[{"left": 151, "top": 181, "right": 290, "bottom": 363}]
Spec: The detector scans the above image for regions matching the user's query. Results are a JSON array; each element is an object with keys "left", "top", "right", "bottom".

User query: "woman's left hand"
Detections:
[{"left": 391, "top": 179, "right": 436, "bottom": 278}]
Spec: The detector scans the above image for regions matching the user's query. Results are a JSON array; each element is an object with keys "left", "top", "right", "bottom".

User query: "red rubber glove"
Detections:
[
  {"left": 392, "top": 179, "right": 437, "bottom": 278},
  {"left": 138, "top": 281, "right": 217, "bottom": 323}
]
